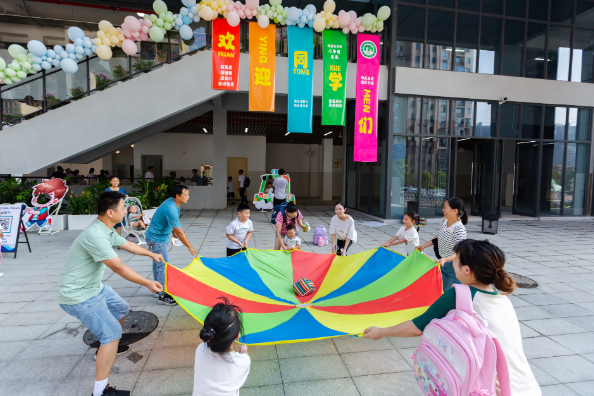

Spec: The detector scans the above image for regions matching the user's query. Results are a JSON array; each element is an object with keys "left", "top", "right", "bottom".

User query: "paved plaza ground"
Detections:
[{"left": 1, "top": 207, "right": 594, "bottom": 395}]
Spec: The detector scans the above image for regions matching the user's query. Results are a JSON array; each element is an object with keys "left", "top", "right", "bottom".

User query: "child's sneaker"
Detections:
[
  {"left": 158, "top": 293, "right": 178, "bottom": 306},
  {"left": 153, "top": 292, "right": 160, "bottom": 298},
  {"left": 91, "top": 384, "right": 130, "bottom": 395}
]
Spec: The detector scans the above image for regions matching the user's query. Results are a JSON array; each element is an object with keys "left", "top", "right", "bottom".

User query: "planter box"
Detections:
[
  {"left": 67, "top": 214, "right": 98, "bottom": 230},
  {"left": 52, "top": 215, "right": 68, "bottom": 231}
]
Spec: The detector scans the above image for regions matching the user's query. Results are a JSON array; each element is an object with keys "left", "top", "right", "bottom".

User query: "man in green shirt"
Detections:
[{"left": 59, "top": 191, "right": 163, "bottom": 396}]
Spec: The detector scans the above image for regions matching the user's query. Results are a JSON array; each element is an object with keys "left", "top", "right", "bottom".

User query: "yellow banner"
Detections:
[{"left": 249, "top": 23, "right": 276, "bottom": 112}]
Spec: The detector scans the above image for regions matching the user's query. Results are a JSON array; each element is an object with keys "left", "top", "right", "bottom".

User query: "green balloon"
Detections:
[
  {"left": 264, "top": 4, "right": 270, "bottom": 11},
  {"left": 277, "top": 14, "right": 284, "bottom": 22},
  {"left": 11, "top": 76, "right": 21, "bottom": 83},
  {"left": 149, "top": 26, "right": 165, "bottom": 42},
  {"left": 20, "top": 61, "right": 32, "bottom": 70},
  {"left": 376, "top": 21, "right": 384, "bottom": 31},
  {"left": 9, "top": 62, "right": 21, "bottom": 71},
  {"left": 0, "top": 57, "right": 5, "bottom": 71},
  {"left": 166, "top": 11, "right": 173, "bottom": 16},
  {"left": 269, "top": 0, "right": 282, "bottom": 6},
  {"left": 153, "top": 0, "right": 168, "bottom": 15},
  {"left": 276, "top": 5, "right": 283, "bottom": 13},
  {"left": 156, "top": 18, "right": 164, "bottom": 27},
  {"left": 0, "top": 71, "right": 4, "bottom": 78},
  {"left": 160, "top": 27, "right": 166, "bottom": 34},
  {"left": 8, "top": 44, "right": 27, "bottom": 59},
  {"left": 3, "top": 77, "right": 13, "bottom": 84},
  {"left": 149, "top": 14, "right": 158, "bottom": 22},
  {"left": 377, "top": 5, "right": 391, "bottom": 21},
  {"left": 274, "top": 17, "right": 279, "bottom": 23},
  {"left": 17, "top": 54, "right": 27, "bottom": 62},
  {"left": 165, "top": 14, "right": 174, "bottom": 22},
  {"left": 29, "top": 69, "right": 38, "bottom": 74},
  {"left": 16, "top": 71, "right": 27, "bottom": 79},
  {"left": 362, "top": 13, "right": 375, "bottom": 28},
  {"left": 257, "top": 6, "right": 261, "bottom": 11},
  {"left": 266, "top": 10, "right": 274, "bottom": 18},
  {"left": 282, "top": 10, "right": 287, "bottom": 17},
  {"left": 164, "top": 22, "right": 172, "bottom": 30},
  {"left": 28, "top": 52, "right": 33, "bottom": 58},
  {"left": 159, "top": 13, "right": 166, "bottom": 19},
  {"left": 4, "top": 68, "right": 16, "bottom": 77}
]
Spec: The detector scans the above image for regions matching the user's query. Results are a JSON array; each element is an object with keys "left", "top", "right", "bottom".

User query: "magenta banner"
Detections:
[{"left": 354, "top": 34, "right": 381, "bottom": 162}]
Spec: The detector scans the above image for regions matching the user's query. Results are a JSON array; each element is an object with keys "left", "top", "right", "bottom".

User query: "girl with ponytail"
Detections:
[
  {"left": 382, "top": 211, "right": 420, "bottom": 256},
  {"left": 193, "top": 297, "right": 251, "bottom": 396},
  {"left": 364, "top": 240, "right": 541, "bottom": 396}
]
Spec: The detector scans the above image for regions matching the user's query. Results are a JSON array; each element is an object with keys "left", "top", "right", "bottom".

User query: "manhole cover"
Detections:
[
  {"left": 508, "top": 272, "right": 539, "bottom": 289},
  {"left": 83, "top": 311, "right": 159, "bottom": 348}
]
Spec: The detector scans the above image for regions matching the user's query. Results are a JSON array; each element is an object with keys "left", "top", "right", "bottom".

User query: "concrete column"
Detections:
[
  {"left": 213, "top": 105, "right": 228, "bottom": 209},
  {"left": 322, "top": 138, "right": 333, "bottom": 201}
]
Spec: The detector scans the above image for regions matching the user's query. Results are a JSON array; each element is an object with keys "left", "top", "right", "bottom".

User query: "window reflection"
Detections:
[
  {"left": 550, "top": 0, "right": 574, "bottom": 24},
  {"left": 420, "top": 137, "right": 449, "bottom": 218},
  {"left": 478, "top": 17, "right": 502, "bottom": 75},
  {"left": 475, "top": 102, "right": 497, "bottom": 137},
  {"left": 506, "top": 0, "right": 525, "bottom": 17},
  {"left": 568, "top": 108, "right": 592, "bottom": 141},
  {"left": 391, "top": 136, "right": 419, "bottom": 218},
  {"left": 422, "top": 98, "right": 438, "bottom": 134},
  {"left": 499, "top": 104, "right": 520, "bottom": 138},
  {"left": 393, "top": 96, "right": 408, "bottom": 134},
  {"left": 571, "top": 29, "right": 594, "bottom": 83},
  {"left": 564, "top": 143, "right": 589, "bottom": 215},
  {"left": 455, "top": 13, "right": 478, "bottom": 73},
  {"left": 458, "top": 0, "right": 479, "bottom": 12},
  {"left": 425, "top": 10, "right": 454, "bottom": 71},
  {"left": 407, "top": 97, "right": 422, "bottom": 134},
  {"left": 525, "top": 23, "right": 547, "bottom": 79},
  {"left": 396, "top": 6, "right": 425, "bottom": 68},
  {"left": 454, "top": 100, "right": 473, "bottom": 135},
  {"left": 543, "top": 107, "right": 567, "bottom": 140},
  {"left": 482, "top": 0, "right": 503, "bottom": 15},
  {"left": 521, "top": 105, "right": 543, "bottom": 139},
  {"left": 576, "top": 0, "right": 594, "bottom": 26},
  {"left": 502, "top": 20, "right": 525, "bottom": 77},
  {"left": 540, "top": 142, "right": 565, "bottom": 215},
  {"left": 529, "top": 0, "right": 549, "bottom": 21},
  {"left": 547, "top": 26, "right": 572, "bottom": 81}
]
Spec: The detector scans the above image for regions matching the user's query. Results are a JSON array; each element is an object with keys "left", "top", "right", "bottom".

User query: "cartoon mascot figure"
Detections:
[{"left": 23, "top": 178, "right": 69, "bottom": 231}]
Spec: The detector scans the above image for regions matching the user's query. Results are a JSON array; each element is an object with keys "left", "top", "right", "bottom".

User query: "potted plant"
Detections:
[{"left": 65, "top": 180, "right": 109, "bottom": 230}]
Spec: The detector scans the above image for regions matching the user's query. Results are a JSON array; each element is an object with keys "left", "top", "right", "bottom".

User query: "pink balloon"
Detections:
[
  {"left": 227, "top": 11, "right": 240, "bottom": 26},
  {"left": 132, "top": 31, "right": 140, "bottom": 38},
  {"left": 227, "top": 4, "right": 234, "bottom": 11},
  {"left": 245, "top": 0, "right": 258, "bottom": 10},
  {"left": 349, "top": 22, "right": 356, "bottom": 30},
  {"left": 355, "top": 18, "right": 362, "bottom": 26},
  {"left": 247, "top": 14, "right": 253, "bottom": 19},
  {"left": 358, "top": 25, "right": 365, "bottom": 32},
  {"left": 342, "top": 27, "right": 349, "bottom": 34},
  {"left": 237, "top": 9, "right": 245, "bottom": 18},
  {"left": 121, "top": 23, "right": 127, "bottom": 31},
  {"left": 348, "top": 11, "right": 357, "bottom": 20},
  {"left": 122, "top": 39, "right": 137, "bottom": 56},
  {"left": 351, "top": 28, "right": 358, "bottom": 34},
  {"left": 124, "top": 16, "right": 141, "bottom": 32},
  {"left": 145, "top": 19, "right": 152, "bottom": 27},
  {"left": 338, "top": 12, "right": 351, "bottom": 27},
  {"left": 141, "top": 26, "right": 149, "bottom": 34},
  {"left": 338, "top": 10, "right": 345, "bottom": 16},
  {"left": 139, "top": 32, "right": 148, "bottom": 41}
]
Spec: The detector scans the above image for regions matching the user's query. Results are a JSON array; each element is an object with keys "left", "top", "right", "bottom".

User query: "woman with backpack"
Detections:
[
  {"left": 329, "top": 202, "right": 357, "bottom": 256},
  {"left": 363, "top": 239, "right": 541, "bottom": 396},
  {"left": 274, "top": 202, "right": 307, "bottom": 250}
]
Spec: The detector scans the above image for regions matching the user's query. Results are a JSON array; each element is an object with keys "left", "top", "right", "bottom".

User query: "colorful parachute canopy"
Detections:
[{"left": 165, "top": 248, "right": 442, "bottom": 345}]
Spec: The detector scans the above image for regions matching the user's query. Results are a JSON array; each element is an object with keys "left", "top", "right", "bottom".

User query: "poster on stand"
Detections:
[
  {"left": 287, "top": 26, "right": 313, "bottom": 133},
  {"left": 0, "top": 204, "right": 23, "bottom": 252},
  {"left": 212, "top": 18, "right": 241, "bottom": 91},
  {"left": 322, "top": 30, "right": 347, "bottom": 126},
  {"left": 249, "top": 23, "right": 276, "bottom": 112},
  {"left": 353, "top": 34, "right": 381, "bottom": 162}
]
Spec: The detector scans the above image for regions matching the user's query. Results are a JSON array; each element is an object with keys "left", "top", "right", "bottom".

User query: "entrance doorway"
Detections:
[
  {"left": 227, "top": 157, "right": 248, "bottom": 197},
  {"left": 141, "top": 155, "right": 162, "bottom": 179}
]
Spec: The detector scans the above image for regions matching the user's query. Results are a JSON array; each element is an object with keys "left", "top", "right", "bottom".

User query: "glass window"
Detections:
[
  {"left": 425, "top": 10, "right": 454, "bottom": 71},
  {"left": 396, "top": 6, "right": 425, "bottom": 68},
  {"left": 407, "top": 97, "right": 422, "bottom": 133},
  {"left": 391, "top": 136, "right": 420, "bottom": 218},
  {"left": 454, "top": 100, "right": 474, "bottom": 135},
  {"left": 564, "top": 143, "right": 589, "bottom": 215},
  {"left": 521, "top": 105, "right": 543, "bottom": 139},
  {"left": 420, "top": 137, "right": 449, "bottom": 218},
  {"left": 371, "top": 139, "right": 386, "bottom": 217},
  {"left": 506, "top": 0, "right": 525, "bottom": 17},
  {"left": 576, "top": 0, "right": 594, "bottom": 26},
  {"left": 543, "top": 106, "right": 567, "bottom": 139},
  {"left": 422, "top": 98, "right": 438, "bottom": 134},
  {"left": 547, "top": 26, "right": 572, "bottom": 81},
  {"left": 568, "top": 108, "right": 592, "bottom": 140},
  {"left": 429, "top": 0, "right": 455, "bottom": 7},
  {"left": 475, "top": 102, "right": 497, "bottom": 137},
  {"left": 458, "top": 0, "right": 479, "bottom": 12},
  {"left": 346, "top": 147, "right": 357, "bottom": 207},
  {"left": 540, "top": 142, "right": 565, "bottom": 215},
  {"left": 455, "top": 13, "right": 478, "bottom": 73},
  {"left": 482, "top": 0, "right": 503, "bottom": 15},
  {"left": 393, "top": 96, "right": 409, "bottom": 134},
  {"left": 529, "top": 0, "right": 549, "bottom": 21},
  {"left": 571, "top": 29, "right": 594, "bottom": 83},
  {"left": 438, "top": 100, "right": 451, "bottom": 134},
  {"left": 525, "top": 23, "right": 547, "bottom": 79},
  {"left": 550, "top": 0, "right": 574, "bottom": 24},
  {"left": 479, "top": 17, "right": 502, "bottom": 75},
  {"left": 502, "top": 20, "right": 525, "bottom": 77},
  {"left": 499, "top": 103, "right": 521, "bottom": 138}
]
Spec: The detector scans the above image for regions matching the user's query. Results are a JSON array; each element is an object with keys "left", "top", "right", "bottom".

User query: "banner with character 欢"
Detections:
[
  {"left": 212, "top": 18, "right": 240, "bottom": 91},
  {"left": 0, "top": 204, "right": 23, "bottom": 252},
  {"left": 287, "top": 26, "right": 313, "bottom": 133},
  {"left": 322, "top": 30, "right": 348, "bottom": 126}
]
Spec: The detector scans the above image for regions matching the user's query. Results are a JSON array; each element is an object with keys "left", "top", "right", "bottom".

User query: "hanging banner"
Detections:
[
  {"left": 322, "top": 30, "right": 347, "bottom": 126},
  {"left": 0, "top": 204, "right": 23, "bottom": 252},
  {"left": 249, "top": 22, "right": 276, "bottom": 112},
  {"left": 212, "top": 18, "right": 241, "bottom": 91},
  {"left": 354, "top": 34, "right": 381, "bottom": 162},
  {"left": 287, "top": 26, "right": 313, "bottom": 133}
]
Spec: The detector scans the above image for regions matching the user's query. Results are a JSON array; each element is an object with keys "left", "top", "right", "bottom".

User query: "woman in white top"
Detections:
[
  {"left": 329, "top": 202, "right": 357, "bottom": 256},
  {"left": 382, "top": 211, "right": 420, "bottom": 256},
  {"left": 417, "top": 197, "right": 468, "bottom": 291},
  {"left": 364, "top": 239, "right": 541, "bottom": 396},
  {"left": 193, "top": 298, "right": 251, "bottom": 396}
]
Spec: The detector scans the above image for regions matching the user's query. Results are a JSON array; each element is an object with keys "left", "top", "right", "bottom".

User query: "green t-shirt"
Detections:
[
  {"left": 58, "top": 219, "right": 127, "bottom": 305},
  {"left": 412, "top": 286, "right": 499, "bottom": 331}
]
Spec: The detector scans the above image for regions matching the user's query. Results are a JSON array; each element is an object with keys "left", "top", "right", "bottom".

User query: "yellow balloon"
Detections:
[
  {"left": 221, "top": 4, "right": 226, "bottom": 11},
  {"left": 117, "top": 27, "right": 122, "bottom": 33},
  {"left": 110, "top": 35, "right": 119, "bottom": 44},
  {"left": 102, "top": 37, "right": 111, "bottom": 46},
  {"left": 94, "top": 37, "right": 102, "bottom": 46},
  {"left": 217, "top": 7, "right": 222, "bottom": 13},
  {"left": 117, "top": 42, "right": 123, "bottom": 48},
  {"left": 210, "top": 3, "right": 217, "bottom": 10},
  {"left": 202, "top": 0, "right": 212, "bottom": 5},
  {"left": 213, "top": 10, "right": 218, "bottom": 18},
  {"left": 118, "top": 33, "right": 125, "bottom": 41},
  {"left": 223, "top": 10, "right": 228, "bottom": 17},
  {"left": 98, "top": 20, "right": 113, "bottom": 33},
  {"left": 325, "top": 13, "right": 332, "bottom": 21},
  {"left": 332, "top": 14, "right": 338, "bottom": 21},
  {"left": 216, "top": 0, "right": 224, "bottom": 6},
  {"left": 332, "top": 20, "right": 340, "bottom": 28},
  {"left": 105, "top": 32, "right": 111, "bottom": 38},
  {"left": 96, "top": 45, "right": 112, "bottom": 60},
  {"left": 109, "top": 27, "right": 118, "bottom": 36},
  {"left": 319, "top": 10, "right": 326, "bottom": 17},
  {"left": 97, "top": 31, "right": 106, "bottom": 39},
  {"left": 325, "top": 20, "right": 332, "bottom": 28}
]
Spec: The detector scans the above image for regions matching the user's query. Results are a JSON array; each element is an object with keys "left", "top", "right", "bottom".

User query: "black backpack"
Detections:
[{"left": 244, "top": 176, "right": 251, "bottom": 187}]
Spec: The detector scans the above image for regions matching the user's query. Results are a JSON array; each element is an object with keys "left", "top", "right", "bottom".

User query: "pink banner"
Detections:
[{"left": 354, "top": 34, "right": 381, "bottom": 162}]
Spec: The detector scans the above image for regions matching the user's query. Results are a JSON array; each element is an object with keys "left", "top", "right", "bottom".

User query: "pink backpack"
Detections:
[
  {"left": 412, "top": 284, "right": 512, "bottom": 396},
  {"left": 313, "top": 226, "right": 328, "bottom": 247}
]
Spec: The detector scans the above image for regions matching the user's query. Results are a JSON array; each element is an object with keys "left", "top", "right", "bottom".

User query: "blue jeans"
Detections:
[
  {"left": 60, "top": 284, "right": 129, "bottom": 345},
  {"left": 441, "top": 260, "right": 462, "bottom": 291},
  {"left": 147, "top": 237, "right": 169, "bottom": 296}
]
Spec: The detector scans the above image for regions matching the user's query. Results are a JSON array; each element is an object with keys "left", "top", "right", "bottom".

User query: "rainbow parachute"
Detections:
[{"left": 165, "top": 248, "right": 442, "bottom": 345}]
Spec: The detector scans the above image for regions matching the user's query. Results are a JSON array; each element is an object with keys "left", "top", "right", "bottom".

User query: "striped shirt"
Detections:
[
  {"left": 276, "top": 210, "right": 302, "bottom": 236},
  {"left": 437, "top": 220, "right": 467, "bottom": 259}
]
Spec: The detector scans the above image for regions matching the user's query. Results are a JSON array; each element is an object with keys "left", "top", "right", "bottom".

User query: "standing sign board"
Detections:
[{"left": 0, "top": 204, "right": 22, "bottom": 253}]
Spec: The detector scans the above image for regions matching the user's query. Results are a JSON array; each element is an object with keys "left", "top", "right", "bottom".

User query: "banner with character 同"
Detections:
[
  {"left": 249, "top": 22, "right": 276, "bottom": 112},
  {"left": 212, "top": 18, "right": 240, "bottom": 91},
  {"left": 322, "top": 30, "right": 348, "bottom": 126},
  {"left": 0, "top": 204, "right": 23, "bottom": 252},
  {"left": 287, "top": 26, "right": 313, "bottom": 133},
  {"left": 354, "top": 34, "right": 381, "bottom": 162}
]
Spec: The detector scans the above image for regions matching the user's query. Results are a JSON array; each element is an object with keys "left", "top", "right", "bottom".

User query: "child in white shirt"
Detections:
[
  {"left": 193, "top": 298, "right": 251, "bottom": 396},
  {"left": 382, "top": 211, "right": 420, "bottom": 256},
  {"left": 283, "top": 225, "right": 301, "bottom": 250},
  {"left": 225, "top": 203, "right": 253, "bottom": 256},
  {"left": 329, "top": 202, "right": 357, "bottom": 256}
]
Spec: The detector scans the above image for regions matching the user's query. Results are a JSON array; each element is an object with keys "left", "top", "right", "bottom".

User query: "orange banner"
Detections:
[
  {"left": 249, "top": 23, "right": 276, "bottom": 112},
  {"left": 212, "top": 18, "right": 240, "bottom": 91}
]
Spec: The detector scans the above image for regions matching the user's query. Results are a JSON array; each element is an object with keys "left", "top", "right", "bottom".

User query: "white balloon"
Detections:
[{"left": 258, "top": 14, "right": 269, "bottom": 28}]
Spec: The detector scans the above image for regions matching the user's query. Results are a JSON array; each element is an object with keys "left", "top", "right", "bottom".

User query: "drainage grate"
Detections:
[
  {"left": 83, "top": 311, "right": 159, "bottom": 348},
  {"left": 508, "top": 272, "right": 539, "bottom": 289}
]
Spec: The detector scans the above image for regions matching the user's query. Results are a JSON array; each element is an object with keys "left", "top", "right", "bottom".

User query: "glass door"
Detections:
[
  {"left": 471, "top": 140, "right": 499, "bottom": 215},
  {"left": 513, "top": 141, "right": 539, "bottom": 216}
]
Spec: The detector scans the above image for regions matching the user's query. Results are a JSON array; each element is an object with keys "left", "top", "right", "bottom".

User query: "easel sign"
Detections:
[{"left": 0, "top": 204, "right": 31, "bottom": 258}]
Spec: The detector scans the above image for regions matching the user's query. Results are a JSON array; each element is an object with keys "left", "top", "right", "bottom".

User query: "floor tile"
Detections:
[
  {"left": 0, "top": 355, "right": 82, "bottom": 382},
  {"left": 342, "top": 349, "right": 411, "bottom": 376},
  {"left": 353, "top": 372, "right": 424, "bottom": 396},
  {"left": 565, "top": 381, "right": 594, "bottom": 396},
  {"left": 522, "top": 318, "right": 587, "bottom": 336},
  {"left": 540, "top": 384, "right": 579, "bottom": 396},
  {"left": 532, "top": 355, "right": 594, "bottom": 382},
  {"left": 243, "top": 359, "right": 283, "bottom": 388},
  {"left": 332, "top": 335, "right": 394, "bottom": 353},
  {"left": 241, "top": 384, "right": 285, "bottom": 396},
  {"left": 132, "top": 367, "right": 194, "bottom": 396},
  {"left": 283, "top": 378, "right": 360, "bottom": 396},
  {"left": 521, "top": 337, "right": 574, "bottom": 359},
  {"left": 279, "top": 355, "right": 349, "bottom": 383},
  {"left": 276, "top": 339, "right": 337, "bottom": 359}
]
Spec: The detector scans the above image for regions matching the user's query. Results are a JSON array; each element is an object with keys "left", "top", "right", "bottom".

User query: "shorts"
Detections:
[
  {"left": 60, "top": 284, "right": 129, "bottom": 345},
  {"left": 227, "top": 192, "right": 236, "bottom": 198},
  {"left": 227, "top": 247, "right": 247, "bottom": 256},
  {"left": 336, "top": 239, "right": 351, "bottom": 255}
]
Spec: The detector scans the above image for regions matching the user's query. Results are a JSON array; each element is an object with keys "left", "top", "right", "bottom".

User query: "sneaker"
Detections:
[
  {"left": 94, "top": 345, "right": 130, "bottom": 361},
  {"left": 158, "top": 293, "right": 178, "bottom": 306},
  {"left": 91, "top": 384, "right": 131, "bottom": 396},
  {"left": 153, "top": 292, "right": 160, "bottom": 298}
]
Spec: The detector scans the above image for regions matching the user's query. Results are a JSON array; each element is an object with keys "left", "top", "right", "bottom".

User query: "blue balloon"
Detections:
[
  {"left": 181, "top": 0, "right": 196, "bottom": 7},
  {"left": 31, "top": 56, "right": 42, "bottom": 64},
  {"left": 180, "top": 7, "right": 189, "bottom": 16},
  {"left": 52, "top": 59, "right": 61, "bottom": 67},
  {"left": 308, "top": 20, "right": 314, "bottom": 28},
  {"left": 60, "top": 51, "right": 68, "bottom": 59},
  {"left": 68, "top": 26, "right": 85, "bottom": 41},
  {"left": 42, "top": 56, "right": 47, "bottom": 61},
  {"left": 74, "top": 38, "right": 83, "bottom": 46},
  {"left": 27, "top": 40, "right": 47, "bottom": 57},
  {"left": 41, "top": 61, "right": 52, "bottom": 70},
  {"left": 287, "top": 7, "right": 299, "bottom": 22},
  {"left": 307, "top": 14, "right": 313, "bottom": 21},
  {"left": 176, "top": 18, "right": 183, "bottom": 26},
  {"left": 55, "top": 55, "right": 61, "bottom": 60},
  {"left": 75, "top": 46, "right": 85, "bottom": 55},
  {"left": 84, "top": 48, "right": 93, "bottom": 56},
  {"left": 47, "top": 49, "right": 56, "bottom": 58},
  {"left": 91, "top": 45, "right": 97, "bottom": 52},
  {"left": 190, "top": 6, "right": 198, "bottom": 14},
  {"left": 193, "top": 15, "right": 200, "bottom": 22},
  {"left": 61, "top": 58, "right": 78, "bottom": 74},
  {"left": 46, "top": 57, "right": 54, "bottom": 63},
  {"left": 298, "top": 22, "right": 305, "bottom": 28},
  {"left": 305, "top": 4, "right": 316, "bottom": 14},
  {"left": 54, "top": 45, "right": 64, "bottom": 54},
  {"left": 188, "top": 12, "right": 194, "bottom": 19},
  {"left": 32, "top": 63, "right": 42, "bottom": 72},
  {"left": 180, "top": 25, "right": 193, "bottom": 40},
  {"left": 175, "top": 25, "right": 181, "bottom": 31},
  {"left": 66, "top": 44, "right": 75, "bottom": 53},
  {"left": 300, "top": 16, "right": 307, "bottom": 23},
  {"left": 76, "top": 53, "right": 84, "bottom": 60},
  {"left": 182, "top": 16, "right": 191, "bottom": 25},
  {"left": 68, "top": 53, "right": 77, "bottom": 60},
  {"left": 83, "top": 39, "right": 93, "bottom": 48}
]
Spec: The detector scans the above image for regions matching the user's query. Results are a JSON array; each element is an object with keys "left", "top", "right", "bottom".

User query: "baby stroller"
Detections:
[{"left": 123, "top": 197, "right": 147, "bottom": 245}]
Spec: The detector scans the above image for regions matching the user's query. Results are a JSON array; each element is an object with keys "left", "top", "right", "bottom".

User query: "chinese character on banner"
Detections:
[
  {"left": 358, "top": 117, "right": 373, "bottom": 134},
  {"left": 254, "top": 67, "right": 271, "bottom": 86},
  {"left": 212, "top": 19, "right": 240, "bottom": 91},
  {"left": 329, "top": 71, "right": 342, "bottom": 91}
]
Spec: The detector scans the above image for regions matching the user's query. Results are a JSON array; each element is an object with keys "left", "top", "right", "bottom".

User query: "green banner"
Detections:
[{"left": 322, "top": 30, "right": 348, "bottom": 126}]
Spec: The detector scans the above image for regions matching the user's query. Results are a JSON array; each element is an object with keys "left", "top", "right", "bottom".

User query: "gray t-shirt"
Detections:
[{"left": 273, "top": 177, "right": 288, "bottom": 200}]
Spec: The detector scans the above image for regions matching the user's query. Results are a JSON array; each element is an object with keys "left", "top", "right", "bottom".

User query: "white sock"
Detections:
[{"left": 93, "top": 378, "right": 109, "bottom": 396}]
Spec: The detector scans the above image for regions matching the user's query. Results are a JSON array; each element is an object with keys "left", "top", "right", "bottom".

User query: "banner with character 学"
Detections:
[
  {"left": 287, "top": 26, "right": 313, "bottom": 133},
  {"left": 322, "top": 30, "right": 348, "bottom": 126},
  {"left": 354, "top": 34, "right": 381, "bottom": 162},
  {"left": 212, "top": 18, "right": 241, "bottom": 91},
  {"left": 249, "top": 22, "right": 276, "bottom": 112}
]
